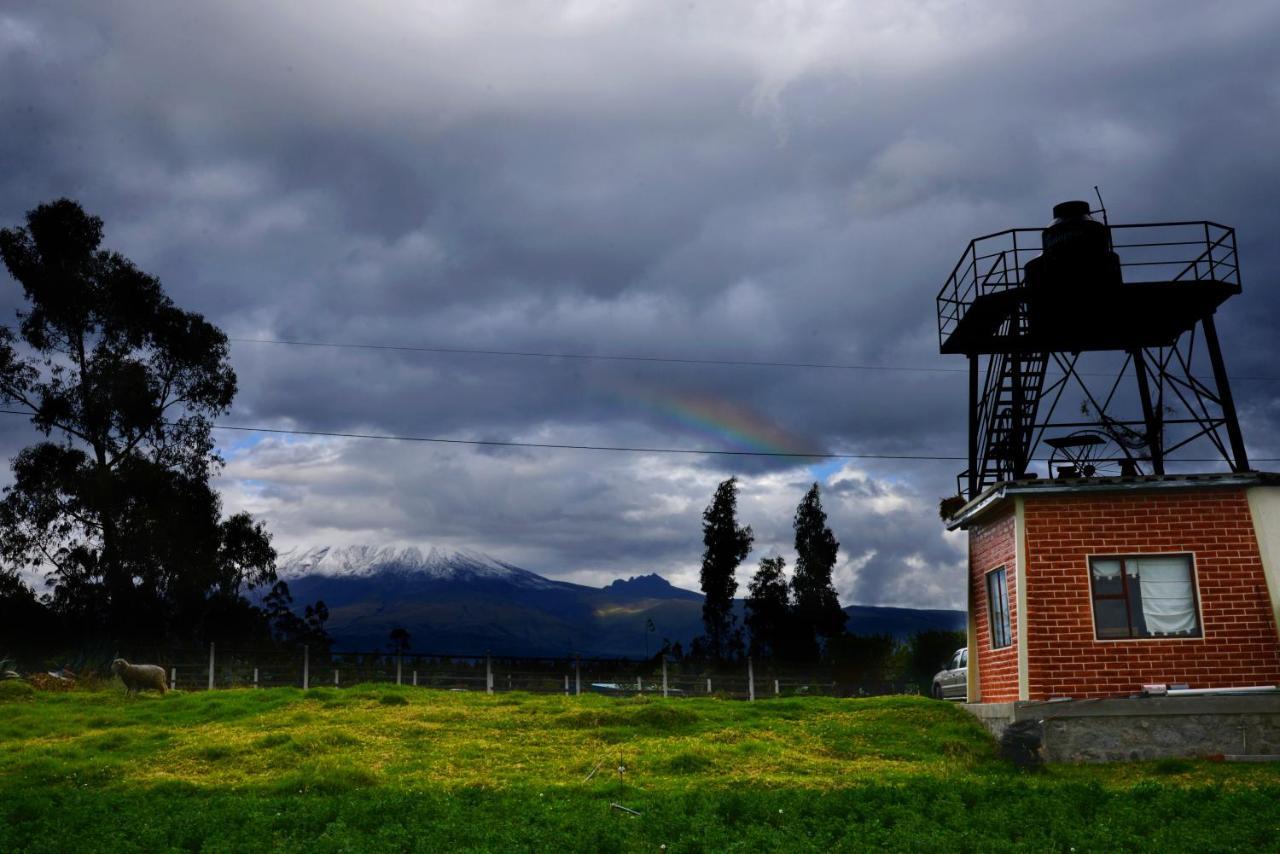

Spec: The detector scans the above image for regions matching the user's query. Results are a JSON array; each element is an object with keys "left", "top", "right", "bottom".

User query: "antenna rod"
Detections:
[{"left": 1093, "top": 185, "right": 1108, "bottom": 226}]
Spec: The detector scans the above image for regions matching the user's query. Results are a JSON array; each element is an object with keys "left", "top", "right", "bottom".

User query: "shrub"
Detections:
[
  {"left": 26, "top": 673, "right": 75, "bottom": 693},
  {"left": 0, "top": 680, "right": 34, "bottom": 701}
]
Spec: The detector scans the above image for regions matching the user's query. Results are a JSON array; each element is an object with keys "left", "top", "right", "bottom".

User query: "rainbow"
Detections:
[{"left": 611, "top": 382, "right": 822, "bottom": 458}]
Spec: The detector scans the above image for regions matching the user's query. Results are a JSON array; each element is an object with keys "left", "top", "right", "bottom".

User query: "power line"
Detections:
[
  {"left": 0, "top": 407, "right": 949, "bottom": 460},
  {"left": 194, "top": 423, "right": 1280, "bottom": 463},
  {"left": 208, "top": 423, "right": 963, "bottom": 460},
  {"left": 228, "top": 336, "right": 1280, "bottom": 383},
  {"left": 2, "top": 408, "right": 1274, "bottom": 463}
]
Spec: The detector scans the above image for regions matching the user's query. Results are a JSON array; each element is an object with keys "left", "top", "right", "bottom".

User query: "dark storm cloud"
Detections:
[{"left": 4, "top": 1, "right": 1280, "bottom": 606}]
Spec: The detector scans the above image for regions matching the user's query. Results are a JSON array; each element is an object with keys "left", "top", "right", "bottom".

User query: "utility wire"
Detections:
[
  {"left": 206, "top": 423, "right": 963, "bottom": 460},
  {"left": 188, "top": 424, "right": 1280, "bottom": 463},
  {"left": 1, "top": 408, "right": 1275, "bottom": 463},
  {"left": 228, "top": 336, "right": 1280, "bottom": 383},
  {"left": 0, "top": 407, "right": 949, "bottom": 460}
]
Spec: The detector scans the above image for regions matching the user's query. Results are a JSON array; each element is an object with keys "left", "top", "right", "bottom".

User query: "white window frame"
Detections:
[
  {"left": 985, "top": 565, "right": 1012, "bottom": 650},
  {"left": 1084, "top": 551, "right": 1205, "bottom": 643}
]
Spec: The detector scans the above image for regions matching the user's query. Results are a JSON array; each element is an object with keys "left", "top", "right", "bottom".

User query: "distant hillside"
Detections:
[
  {"left": 842, "top": 605, "right": 967, "bottom": 640},
  {"left": 274, "top": 546, "right": 964, "bottom": 657}
]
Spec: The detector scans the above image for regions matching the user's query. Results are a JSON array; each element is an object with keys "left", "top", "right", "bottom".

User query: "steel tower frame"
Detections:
[{"left": 938, "top": 214, "right": 1247, "bottom": 500}]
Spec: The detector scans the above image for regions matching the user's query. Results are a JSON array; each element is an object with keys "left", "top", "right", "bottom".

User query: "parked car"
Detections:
[{"left": 931, "top": 647, "right": 967, "bottom": 701}]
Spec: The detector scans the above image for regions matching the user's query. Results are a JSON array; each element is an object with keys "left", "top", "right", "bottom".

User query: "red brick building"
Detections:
[{"left": 949, "top": 473, "right": 1280, "bottom": 702}]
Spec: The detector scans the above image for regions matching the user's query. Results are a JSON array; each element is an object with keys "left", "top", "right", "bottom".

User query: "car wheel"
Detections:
[{"left": 931, "top": 682, "right": 943, "bottom": 700}]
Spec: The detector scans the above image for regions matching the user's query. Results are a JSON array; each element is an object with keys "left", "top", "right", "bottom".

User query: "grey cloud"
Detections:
[{"left": 3, "top": 1, "right": 1280, "bottom": 608}]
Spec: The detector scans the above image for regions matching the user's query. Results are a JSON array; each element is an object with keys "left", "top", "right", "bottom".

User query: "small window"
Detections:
[
  {"left": 986, "top": 567, "right": 1011, "bottom": 649},
  {"left": 1088, "top": 554, "right": 1200, "bottom": 640}
]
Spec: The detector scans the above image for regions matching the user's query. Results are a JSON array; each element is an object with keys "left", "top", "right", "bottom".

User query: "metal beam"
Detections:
[
  {"left": 1201, "top": 314, "right": 1250, "bottom": 471},
  {"left": 968, "top": 355, "right": 979, "bottom": 498},
  {"left": 1132, "top": 349, "right": 1164, "bottom": 475}
]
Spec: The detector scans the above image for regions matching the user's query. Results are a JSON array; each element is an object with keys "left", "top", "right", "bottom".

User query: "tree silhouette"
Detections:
[
  {"left": 0, "top": 199, "right": 275, "bottom": 641},
  {"left": 388, "top": 626, "right": 412, "bottom": 654},
  {"left": 791, "top": 483, "right": 846, "bottom": 656},
  {"left": 744, "top": 555, "right": 792, "bottom": 660},
  {"left": 263, "top": 580, "right": 331, "bottom": 654},
  {"left": 902, "top": 629, "right": 967, "bottom": 693},
  {"left": 697, "top": 477, "right": 753, "bottom": 661}
]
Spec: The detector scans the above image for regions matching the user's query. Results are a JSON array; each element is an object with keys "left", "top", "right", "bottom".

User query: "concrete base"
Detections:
[{"left": 964, "top": 694, "right": 1280, "bottom": 763}]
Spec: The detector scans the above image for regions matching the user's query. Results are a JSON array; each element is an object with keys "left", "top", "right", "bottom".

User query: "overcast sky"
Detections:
[{"left": 4, "top": 1, "right": 1280, "bottom": 609}]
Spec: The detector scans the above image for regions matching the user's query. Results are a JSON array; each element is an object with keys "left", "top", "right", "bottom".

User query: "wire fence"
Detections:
[{"left": 94, "top": 644, "right": 920, "bottom": 700}]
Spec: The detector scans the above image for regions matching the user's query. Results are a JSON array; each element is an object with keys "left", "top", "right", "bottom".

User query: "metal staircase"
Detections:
[{"left": 968, "top": 309, "right": 1047, "bottom": 494}]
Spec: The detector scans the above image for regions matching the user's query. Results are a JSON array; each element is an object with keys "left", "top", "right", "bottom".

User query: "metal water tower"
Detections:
[{"left": 937, "top": 199, "right": 1248, "bottom": 500}]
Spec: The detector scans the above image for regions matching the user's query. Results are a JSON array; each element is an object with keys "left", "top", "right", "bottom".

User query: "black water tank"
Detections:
[
  {"left": 1023, "top": 200, "right": 1120, "bottom": 289},
  {"left": 1043, "top": 200, "right": 1107, "bottom": 253}
]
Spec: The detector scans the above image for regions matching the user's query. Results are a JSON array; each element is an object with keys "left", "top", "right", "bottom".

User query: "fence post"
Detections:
[
  {"left": 662, "top": 658, "right": 668, "bottom": 698},
  {"left": 575, "top": 655, "right": 581, "bottom": 696},
  {"left": 486, "top": 652, "right": 493, "bottom": 695},
  {"left": 207, "top": 642, "right": 215, "bottom": 691},
  {"left": 564, "top": 674, "right": 569, "bottom": 695},
  {"left": 413, "top": 670, "right": 418, "bottom": 687},
  {"left": 706, "top": 677, "right": 712, "bottom": 694},
  {"left": 170, "top": 667, "right": 176, "bottom": 691},
  {"left": 636, "top": 674, "right": 642, "bottom": 694},
  {"left": 253, "top": 667, "right": 259, "bottom": 689},
  {"left": 748, "top": 657, "right": 755, "bottom": 702},
  {"left": 774, "top": 678, "right": 779, "bottom": 697},
  {"left": 396, "top": 654, "right": 403, "bottom": 686},
  {"left": 303, "top": 645, "right": 310, "bottom": 691},
  {"left": 334, "top": 669, "right": 339, "bottom": 687}
]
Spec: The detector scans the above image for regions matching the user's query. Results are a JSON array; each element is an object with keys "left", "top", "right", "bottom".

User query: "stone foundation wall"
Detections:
[{"left": 965, "top": 694, "right": 1280, "bottom": 762}]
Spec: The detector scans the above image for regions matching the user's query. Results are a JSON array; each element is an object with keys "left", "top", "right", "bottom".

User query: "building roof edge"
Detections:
[{"left": 944, "top": 471, "right": 1280, "bottom": 531}]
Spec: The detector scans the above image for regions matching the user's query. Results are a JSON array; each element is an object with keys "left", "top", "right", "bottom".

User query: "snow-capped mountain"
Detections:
[
  {"left": 270, "top": 544, "right": 965, "bottom": 656},
  {"left": 275, "top": 545, "right": 562, "bottom": 589}
]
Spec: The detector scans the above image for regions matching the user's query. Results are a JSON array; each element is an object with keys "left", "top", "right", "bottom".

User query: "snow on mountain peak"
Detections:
[{"left": 275, "top": 544, "right": 557, "bottom": 588}]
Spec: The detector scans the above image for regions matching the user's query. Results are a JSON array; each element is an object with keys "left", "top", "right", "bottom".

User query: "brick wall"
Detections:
[
  {"left": 968, "top": 509, "right": 1019, "bottom": 702},
  {"left": 1022, "top": 488, "right": 1280, "bottom": 700}
]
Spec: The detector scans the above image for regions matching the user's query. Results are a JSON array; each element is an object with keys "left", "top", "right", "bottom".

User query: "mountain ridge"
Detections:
[{"left": 274, "top": 545, "right": 964, "bottom": 656}]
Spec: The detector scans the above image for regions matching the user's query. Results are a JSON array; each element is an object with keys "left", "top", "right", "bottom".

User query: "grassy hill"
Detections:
[{"left": 2, "top": 685, "right": 1279, "bottom": 851}]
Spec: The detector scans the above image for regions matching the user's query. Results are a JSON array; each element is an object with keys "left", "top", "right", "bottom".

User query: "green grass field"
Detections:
[{"left": 2, "top": 684, "right": 1279, "bottom": 852}]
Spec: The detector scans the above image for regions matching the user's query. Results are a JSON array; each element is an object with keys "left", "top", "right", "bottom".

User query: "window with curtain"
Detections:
[
  {"left": 986, "top": 566, "right": 1011, "bottom": 649},
  {"left": 1088, "top": 554, "right": 1200, "bottom": 639}
]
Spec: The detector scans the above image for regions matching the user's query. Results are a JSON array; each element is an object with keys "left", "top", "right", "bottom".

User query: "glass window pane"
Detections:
[
  {"left": 1093, "top": 598, "right": 1131, "bottom": 638},
  {"left": 987, "top": 567, "right": 1011, "bottom": 649}
]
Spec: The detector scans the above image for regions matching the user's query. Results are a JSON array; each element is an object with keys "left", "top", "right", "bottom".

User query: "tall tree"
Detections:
[
  {"left": 0, "top": 199, "right": 276, "bottom": 641},
  {"left": 698, "top": 477, "right": 753, "bottom": 661},
  {"left": 388, "top": 626, "right": 412, "bottom": 654},
  {"left": 744, "top": 555, "right": 791, "bottom": 660},
  {"left": 791, "top": 483, "right": 846, "bottom": 654}
]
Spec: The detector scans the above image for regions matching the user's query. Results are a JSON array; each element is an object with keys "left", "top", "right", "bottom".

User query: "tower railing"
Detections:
[{"left": 937, "top": 221, "right": 1238, "bottom": 349}]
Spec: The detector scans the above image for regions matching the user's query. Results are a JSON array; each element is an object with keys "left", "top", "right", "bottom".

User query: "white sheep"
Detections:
[{"left": 111, "top": 658, "right": 167, "bottom": 696}]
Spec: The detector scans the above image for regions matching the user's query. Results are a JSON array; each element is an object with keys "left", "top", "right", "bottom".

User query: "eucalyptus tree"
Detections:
[
  {"left": 0, "top": 199, "right": 275, "bottom": 641},
  {"left": 791, "top": 483, "right": 846, "bottom": 654},
  {"left": 698, "top": 477, "right": 753, "bottom": 661}
]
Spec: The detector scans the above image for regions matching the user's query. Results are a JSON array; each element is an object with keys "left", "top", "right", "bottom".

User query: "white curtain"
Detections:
[
  {"left": 1092, "top": 559, "right": 1121, "bottom": 580},
  {"left": 1136, "top": 557, "right": 1196, "bottom": 635}
]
